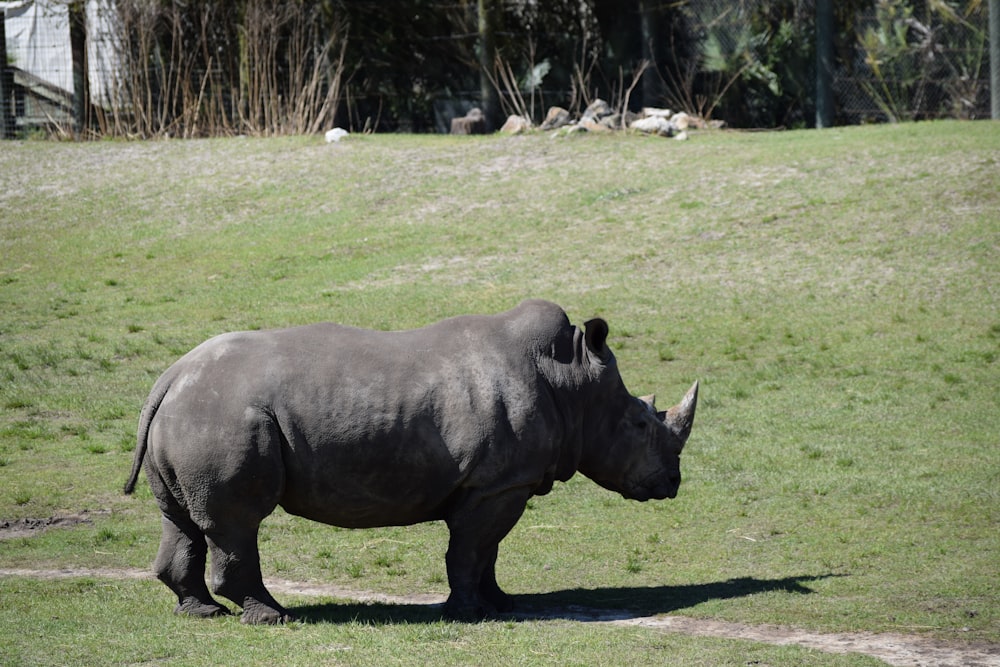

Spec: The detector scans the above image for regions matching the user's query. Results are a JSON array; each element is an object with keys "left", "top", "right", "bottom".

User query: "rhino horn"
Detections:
[
  {"left": 639, "top": 394, "right": 656, "bottom": 411},
  {"left": 663, "top": 381, "right": 698, "bottom": 443}
]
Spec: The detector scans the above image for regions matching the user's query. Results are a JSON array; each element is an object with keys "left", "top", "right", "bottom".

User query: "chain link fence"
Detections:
[
  {"left": 836, "top": 3, "right": 991, "bottom": 122},
  {"left": 0, "top": 0, "right": 995, "bottom": 138},
  {"left": 669, "top": 0, "right": 992, "bottom": 125}
]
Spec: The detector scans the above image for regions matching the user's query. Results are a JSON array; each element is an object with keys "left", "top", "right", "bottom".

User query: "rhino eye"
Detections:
[{"left": 634, "top": 421, "right": 647, "bottom": 429}]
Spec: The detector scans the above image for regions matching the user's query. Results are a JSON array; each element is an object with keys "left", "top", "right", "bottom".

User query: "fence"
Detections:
[
  {"left": 0, "top": 0, "right": 347, "bottom": 139},
  {"left": 668, "top": 0, "right": 993, "bottom": 126},
  {"left": 837, "top": 3, "right": 993, "bottom": 122},
  {"left": 0, "top": 0, "right": 995, "bottom": 139},
  {"left": 1, "top": 0, "right": 118, "bottom": 137}
]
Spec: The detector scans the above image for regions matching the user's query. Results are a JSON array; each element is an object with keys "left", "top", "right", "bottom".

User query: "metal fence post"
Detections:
[
  {"left": 0, "top": 9, "right": 14, "bottom": 139},
  {"left": 69, "top": 1, "right": 88, "bottom": 138},
  {"left": 478, "top": 0, "right": 500, "bottom": 131},
  {"left": 816, "top": 0, "right": 834, "bottom": 128},
  {"left": 991, "top": 0, "right": 999, "bottom": 119}
]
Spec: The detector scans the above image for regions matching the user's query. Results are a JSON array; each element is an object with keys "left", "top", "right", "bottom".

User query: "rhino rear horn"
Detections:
[{"left": 664, "top": 381, "right": 698, "bottom": 443}]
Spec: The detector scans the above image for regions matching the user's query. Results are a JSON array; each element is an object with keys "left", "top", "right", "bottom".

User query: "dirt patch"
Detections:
[
  {"left": 1, "top": 566, "right": 997, "bottom": 666},
  {"left": 0, "top": 512, "right": 101, "bottom": 540},
  {"left": 612, "top": 615, "right": 1000, "bottom": 667}
]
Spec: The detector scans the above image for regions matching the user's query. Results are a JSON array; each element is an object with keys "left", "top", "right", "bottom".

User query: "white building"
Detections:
[{"left": 1, "top": 0, "right": 118, "bottom": 130}]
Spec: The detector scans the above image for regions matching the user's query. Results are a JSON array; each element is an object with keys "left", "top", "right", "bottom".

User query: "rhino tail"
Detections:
[{"left": 123, "top": 371, "right": 175, "bottom": 495}]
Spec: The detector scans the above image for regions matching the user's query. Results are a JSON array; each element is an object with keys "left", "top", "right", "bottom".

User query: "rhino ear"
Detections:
[
  {"left": 584, "top": 318, "right": 609, "bottom": 358},
  {"left": 664, "top": 381, "right": 698, "bottom": 444}
]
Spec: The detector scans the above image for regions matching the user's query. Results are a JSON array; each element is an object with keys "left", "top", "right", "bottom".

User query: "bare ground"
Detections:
[
  {"left": 2, "top": 517, "right": 998, "bottom": 665},
  {"left": 2, "top": 555, "right": 997, "bottom": 667},
  {"left": 0, "top": 512, "right": 99, "bottom": 540}
]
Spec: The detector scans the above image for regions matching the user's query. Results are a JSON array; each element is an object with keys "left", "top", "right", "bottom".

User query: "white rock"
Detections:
[
  {"left": 641, "top": 107, "right": 673, "bottom": 119},
  {"left": 630, "top": 116, "right": 672, "bottom": 136},
  {"left": 325, "top": 127, "right": 349, "bottom": 143},
  {"left": 581, "top": 98, "right": 611, "bottom": 122}
]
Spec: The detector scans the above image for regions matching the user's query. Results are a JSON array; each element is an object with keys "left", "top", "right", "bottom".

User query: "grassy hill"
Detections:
[{"left": 1, "top": 122, "right": 997, "bottom": 665}]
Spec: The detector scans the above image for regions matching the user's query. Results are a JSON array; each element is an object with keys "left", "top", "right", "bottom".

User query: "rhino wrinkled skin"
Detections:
[{"left": 124, "top": 300, "right": 698, "bottom": 624}]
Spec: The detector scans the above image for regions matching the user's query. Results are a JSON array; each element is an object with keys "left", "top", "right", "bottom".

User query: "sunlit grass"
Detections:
[{"left": 0, "top": 123, "right": 997, "bottom": 662}]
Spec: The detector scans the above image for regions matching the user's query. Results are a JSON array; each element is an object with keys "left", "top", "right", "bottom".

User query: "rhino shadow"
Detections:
[
  {"left": 510, "top": 574, "right": 840, "bottom": 622},
  {"left": 291, "top": 574, "right": 839, "bottom": 625}
]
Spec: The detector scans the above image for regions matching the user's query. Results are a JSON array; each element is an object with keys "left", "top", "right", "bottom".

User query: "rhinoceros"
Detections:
[{"left": 124, "top": 299, "right": 697, "bottom": 624}]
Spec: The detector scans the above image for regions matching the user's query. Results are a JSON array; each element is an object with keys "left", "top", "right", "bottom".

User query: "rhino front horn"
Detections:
[{"left": 664, "top": 381, "right": 698, "bottom": 443}]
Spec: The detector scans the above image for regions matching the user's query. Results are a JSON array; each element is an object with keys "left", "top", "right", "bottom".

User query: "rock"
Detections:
[
  {"left": 598, "top": 113, "right": 623, "bottom": 130},
  {"left": 580, "top": 118, "right": 611, "bottom": 133},
  {"left": 451, "top": 108, "right": 487, "bottom": 135},
  {"left": 499, "top": 115, "right": 531, "bottom": 134},
  {"left": 540, "top": 106, "right": 571, "bottom": 131},
  {"left": 671, "top": 111, "right": 691, "bottom": 130},
  {"left": 552, "top": 123, "right": 588, "bottom": 137},
  {"left": 641, "top": 107, "right": 673, "bottom": 119},
  {"left": 324, "top": 127, "right": 349, "bottom": 143},
  {"left": 543, "top": 105, "right": 702, "bottom": 141},
  {"left": 581, "top": 98, "right": 612, "bottom": 122},
  {"left": 630, "top": 116, "right": 674, "bottom": 137}
]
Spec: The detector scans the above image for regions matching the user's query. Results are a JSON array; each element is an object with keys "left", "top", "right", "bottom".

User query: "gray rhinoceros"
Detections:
[{"left": 124, "top": 299, "right": 697, "bottom": 624}]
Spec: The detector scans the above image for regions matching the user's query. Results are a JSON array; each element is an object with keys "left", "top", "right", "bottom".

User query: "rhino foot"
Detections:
[
  {"left": 487, "top": 591, "right": 514, "bottom": 613},
  {"left": 240, "top": 598, "right": 296, "bottom": 625},
  {"left": 479, "top": 579, "right": 514, "bottom": 613},
  {"left": 174, "top": 598, "right": 231, "bottom": 618},
  {"left": 443, "top": 597, "right": 489, "bottom": 622},
  {"left": 443, "top": 592, "right": 513, "bottom": 621}
]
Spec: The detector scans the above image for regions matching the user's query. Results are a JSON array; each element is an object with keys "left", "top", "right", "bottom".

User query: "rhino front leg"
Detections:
[
  {"left": 478, "top": 545, "right": 513, "bottom": 613},
  {"left": 444, "top": 488, "right": 530, "bottom": 620}
]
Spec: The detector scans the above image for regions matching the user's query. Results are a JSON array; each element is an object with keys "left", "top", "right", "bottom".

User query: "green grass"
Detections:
[
  {"left": 0, "top": 577, "right": 886, "bottom": 667},
  {"left": 1, "top": 122, "right": 998, "bottom": 663}
]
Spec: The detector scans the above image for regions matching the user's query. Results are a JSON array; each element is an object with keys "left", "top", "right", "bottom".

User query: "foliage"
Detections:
[
  {"left": 663, "top": 0, "right": 842, "bottom": 128},
  {"left": 37, "top": 0, "right": 992, "bottom": 136},
  {"left": 334, "top": 0, "right": 481, "bottom": 132},
  {"left": 856, "top": 0, "right": 990, "bottom": 121},
  {"left": 99, "top": 0, "right": 347, "bottom": 137}
]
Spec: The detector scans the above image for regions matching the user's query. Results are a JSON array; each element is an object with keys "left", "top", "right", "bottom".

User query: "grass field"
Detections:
[{"left": 1, "top": 122, "right": 998, "bottom": 665}]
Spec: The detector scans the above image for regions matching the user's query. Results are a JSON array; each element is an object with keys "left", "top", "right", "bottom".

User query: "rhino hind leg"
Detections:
[
  {"left": 206, "top": 527, "right": 293, "bottom": 625},
  {"left": 154, "top": 513, "right": 231, "bottom": 618}
]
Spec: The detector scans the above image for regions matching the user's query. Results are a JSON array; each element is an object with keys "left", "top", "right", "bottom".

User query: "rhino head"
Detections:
[{"left": 578, "top": 318, "right": 699, "bottom": 501}]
